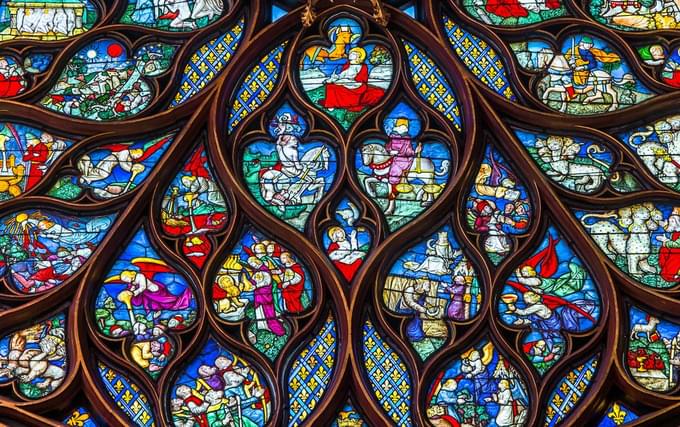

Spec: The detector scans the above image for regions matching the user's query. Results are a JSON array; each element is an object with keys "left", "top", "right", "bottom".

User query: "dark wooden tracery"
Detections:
[{"left": 0, "top": 0, "right": 676, "bottom": 426}]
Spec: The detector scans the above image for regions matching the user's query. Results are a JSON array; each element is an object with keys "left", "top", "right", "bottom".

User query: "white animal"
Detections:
[
  {"left": 631, "top": 316, "right": 660, "bottom": 341},
  {"left": 536, "top": 135, "right": 609, "bottom": 192}
]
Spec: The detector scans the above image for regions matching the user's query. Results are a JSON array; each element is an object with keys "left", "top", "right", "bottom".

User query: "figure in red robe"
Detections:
[
  {"left": 280, "top": 252, "right": 305, "bottom": 313},
  {"left": 23, "top": 135, "right": 49, "bottom": 189},
  {"left": 658, "top": 212, "right": 680, "bottom": 283},
  {"left": 0, "top": 58, "right": 25, "bottom": 98},
  {"left": 662, "top": 52, "right": 680, "bottom": 88},
  {"left": 320, "top": 47, "right": 385, "bottom": 112}
]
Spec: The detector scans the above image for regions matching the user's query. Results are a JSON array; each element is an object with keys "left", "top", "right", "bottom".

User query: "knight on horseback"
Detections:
[{"left": 259, "top": 112, "right": 329, "bottom": 211}]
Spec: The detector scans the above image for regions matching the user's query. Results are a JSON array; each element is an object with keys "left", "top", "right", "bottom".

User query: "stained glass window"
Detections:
[{"left": 1, "top": 0, "right": 678, "bottom": 425}]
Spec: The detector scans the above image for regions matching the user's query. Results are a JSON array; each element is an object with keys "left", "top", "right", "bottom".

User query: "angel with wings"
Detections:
[{"left": 105, "top": 257, "right": 193, "bottom": 314}]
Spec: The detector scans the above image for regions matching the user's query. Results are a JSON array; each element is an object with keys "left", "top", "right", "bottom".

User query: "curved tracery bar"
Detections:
[{"left": 0, "top": 0, "right": 678, "bottom": 426}]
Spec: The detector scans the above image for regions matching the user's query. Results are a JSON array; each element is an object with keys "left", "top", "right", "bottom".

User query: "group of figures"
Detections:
[
  {"left": 0, "top": 314, "right": 66, "bottom": 399},
  {"left": 466, "top": 146, "right": 532, "bottom": 264},
  {"left": 40, "top": 39, "right": 176, "bottom": 120},
  {"left": 0, "top": 0, "right": 98, "bottom": 41},
  {"left": 0, "top": 0, "right": 228, "bottom": 42},
  {"left": 95, "top": 228, "right": 197, "bottom": 377},
  {"left": 212, "top": 229, "right": 312, "bottom": 359},
  {"left": 0, "top": 210, "right": 113, "bottom": 293},
  {"left": 170, "top": 339, "right": 271, "bottom": 427},
  {"left": 383, "top": 226, "right": 480, "bottom": 359},
  {"left": 577, "top": 202, "right": 680, "bottom": 289},
  {"left": 123, "top": 0, "right": 223, "bottom": 30},
  {"left": 427, "top": 341, "right": 530, "bottom": 427}
]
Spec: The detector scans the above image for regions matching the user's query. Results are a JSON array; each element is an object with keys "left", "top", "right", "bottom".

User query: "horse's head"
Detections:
[
  {"left": 536, "top": 48, "right": 555, "bottom": 70},
  {"left": 361, "top": 143, "right": 387, "bottom": 166}
]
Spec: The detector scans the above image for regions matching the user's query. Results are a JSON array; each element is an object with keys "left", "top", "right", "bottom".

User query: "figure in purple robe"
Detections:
[
  {"left": 385, "top": 117, "right": 419, "bottom": 197},
  {"left": 118, "top": 269, "right": 192, "bottom": 312}
]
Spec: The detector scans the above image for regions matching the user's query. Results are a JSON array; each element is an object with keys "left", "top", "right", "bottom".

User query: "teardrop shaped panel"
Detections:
[
  {"left": 535, "top": 35, "right": 654, "bottom": 115},
  {"left": 401, "top": 39, "right": 462, "bottom": 131},
  {"left": 513, "top": 128, "right": 613, "bottom": 194},
  {"left": 297, "top": 17, "right": 393, "bottom": 130},
  {"left": 544, "top": 355, "right": 599, "bottom": 426},
  {"left": 626, "top": 306, "right": 680, "bottom": 393},
  {"left": 466, "top": 145, "right": 532, "bottom": 264},
  {"left": 0, "top": 313, "right": 67, "bottom": 399},
  {"left": 120, "top": 0, "right": 224, "bottom": 30},
  {"left": 383, "top": 224, "right": 481, "bottom": 360},
  {"left": 442, "top": 15, "right": 516, "bottom": 100},
  {"left": 0, "top": 209, "right": 115, "bottom": 293},
  {"left": 169, "top": 338, "right": 271, "bottom": 426},
  {"left": 97, "top": 361, "right": 155, "bottom": 427},
  {"left": 427, "top": 339, "right": 530, "bottom": 426},
  {"left": 94, "top": 227, "right": 197, "bottom": 378},
  {"left": 170, "top": 17, "right": 245, "bottom": 107},
  {"left": 0, "top": 123, "right": 73, "bottom": 200},
  {"left": 575, "top": 202, "right": 678, "bottom": 289},
  {"left": 355, "top": 101, "right": 452, "bottom": 231},
  {"left": 161, "top": 143, "right": 228, "bottom": 268},
  {"left": 498, "top": 226, "right": 601, "bottom": 375},
  {"left": 323, "top": 197, "right": 372, "bottom": 282},
  {"left": 362, "top": 319, "right": 412, "bottom": 425},
  {"left": 617, "top": 114, "right": 680, "bottom": 191},
  {"left": 287, "top": 313, "right": 337, "bottom": 426},
  {"left": 77, "top": 131, "right": 176, "bottom": 199},
  {"left": 40, "top": 40, "right": 177, "bottom": 120},
  {"left": 211, "top": 227, "right": 313, "bottom": 359},
  {"left": 228, "top": 41, "right": 288, "bottom": 133},
  {"left": 242, "top": 102, "right": 336, "bottom": 231}
]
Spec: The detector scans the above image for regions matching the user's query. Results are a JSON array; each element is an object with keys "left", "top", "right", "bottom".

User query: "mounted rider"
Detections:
[
  {"left": 260, "top": 112, "right": 305, "bottom": 206},
  {"left": 385, "top": 117, "right": 421, "bottom": 200},
  {"left": 563, "top": 36, "right": 621, "bottom": 99}
]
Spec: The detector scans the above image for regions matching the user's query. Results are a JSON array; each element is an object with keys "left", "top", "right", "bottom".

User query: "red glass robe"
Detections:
[
  {"left": 320, "top": 63, "right": 385, "bottom": 112},
  {"left": 659, "top": 232, "right": 680, "bottom": 282},
  {"left": 23, "top": 141, "right": 49, "bottom": 188}
]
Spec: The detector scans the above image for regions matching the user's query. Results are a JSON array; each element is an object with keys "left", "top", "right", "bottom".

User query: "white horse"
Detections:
[
  {"left": 536, "top": 48, "right": 635, "bottom": 113},
  {"left": 260, "top": 146, "right": 329, "bottom": 210},
  {"left": 360, "top": 143, "right": 449, "bottom": 214}
]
